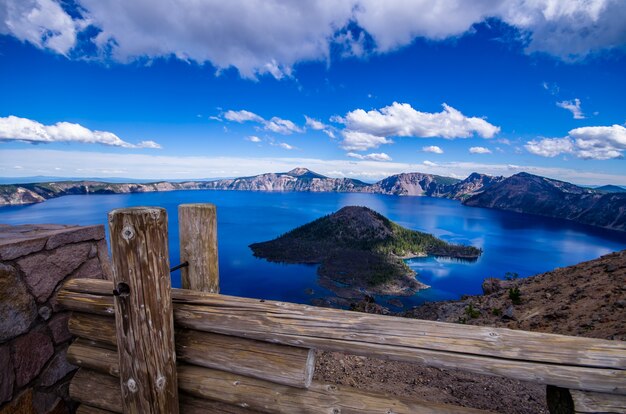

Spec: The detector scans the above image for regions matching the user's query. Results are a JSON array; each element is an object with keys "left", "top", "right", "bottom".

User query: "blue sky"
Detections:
[{"left": 1, "top": 0, "right": 626, "bottom": 184}]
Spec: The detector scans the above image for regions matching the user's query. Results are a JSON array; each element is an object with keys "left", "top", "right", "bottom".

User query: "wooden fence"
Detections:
[{"left": 58, "top": 205, "right": 626, "bottom": 414}]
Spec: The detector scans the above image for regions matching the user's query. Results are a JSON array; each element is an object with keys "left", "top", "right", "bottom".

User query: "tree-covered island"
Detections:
[{"left": 250, "top": 206, "right": 482, "bottom": 299}]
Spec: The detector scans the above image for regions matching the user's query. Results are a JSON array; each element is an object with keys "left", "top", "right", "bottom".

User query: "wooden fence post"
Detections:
[
  {"left": 178, "top": 203, "right": 219, "bottom": 293},
  {"left": 108, "top": 207, "right": 179, "bottom": 413}
]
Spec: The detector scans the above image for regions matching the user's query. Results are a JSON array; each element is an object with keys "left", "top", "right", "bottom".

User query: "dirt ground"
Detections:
[{"left": 313, "top": 250, "right": 626, "bottom": 413}]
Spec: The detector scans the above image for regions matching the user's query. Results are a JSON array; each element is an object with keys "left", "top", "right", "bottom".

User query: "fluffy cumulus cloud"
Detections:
[
  {"left": 335, "top": 102, "right": 498, "bottom": 151},
  {"left": 422, "top": 145, "right": 444, "bottom": 154},
  {"left": 525, "top": 124, "right": 626, "bottom": 160},
  {"left": 0, "top": 0, "right": 87, "bottom": 55},
  {"left": 525, "top": 137, "right": 574, "bottom": 157},
  {"left": 245, "top": 135, "right": 262, "bottom": 143},
  {"left": 0, "top": 115, "right": 161, "bottom": 148},
  {"left": 2, "top": 1, "right": 625, "bottom": 78},
  {"left": 340, "top": 130, "right": 393, "bottom": 151},
  {"left": 346, "top": 152, "right": 392, "bottom": 161},
  {"left": 469, "top": 146, "right": 492, "bottom": 154},
  {"left": 224, "top": 110, "right": 303, "bottom": 135},
  {"left": 556, "top": 98, "right": 585, "bottom": 119}
]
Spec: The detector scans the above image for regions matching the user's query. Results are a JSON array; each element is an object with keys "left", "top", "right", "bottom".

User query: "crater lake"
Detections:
[{"left": 2, "top": 189, "right": 625, "bottom": 309}]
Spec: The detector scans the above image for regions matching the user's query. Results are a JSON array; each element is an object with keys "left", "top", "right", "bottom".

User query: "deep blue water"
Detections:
[{"left": 2, "top": 190, "right": 626, "bottom": 309}]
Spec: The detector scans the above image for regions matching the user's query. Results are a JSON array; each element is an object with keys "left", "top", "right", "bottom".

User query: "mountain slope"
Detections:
[
  {"left": 447, "top": 172, "right": 505, "bottom": 200},
  {"left": 463, "top": 172, "right": 626, "bottom": 231},
  {"left": 367, "top": 173, "right": 460, "bottom": 196},
  {"left": 596, "top": 185, "right": 626, "bottom": 193}
]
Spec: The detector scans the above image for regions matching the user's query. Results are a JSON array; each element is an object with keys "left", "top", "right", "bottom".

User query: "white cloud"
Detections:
[
  {"left": 335, "top": 102, "right": 499, "bottom": 150},
  {"left": 525, "top": 137, "right": 574, "bottom": 157},
  {"left": 340, "top": 130, "right": 393, "bottom": 151},
  {"left": 267, "top": 142, "right": 296, "bottom": 150},
  {"left": 0, "top": 0, "right": 87, "bottom": 55},
  {"left": 4, "top": 149, "right": 626, "bottom": 185},
  {"left": 135, "top": 140, "right": 162, "bottom": 149},
  {"left": 422, "top": 160, "right": 438, "bottom": 167},
  {"left": 3, "top": 1, "right": 625, "bottom": 79},
  {"left": 224, "top": 110, "right": 264, "bottom": 123},
  {"left": 0, "top": 115, "right": 160, "bottom": 149},
  {"left": 557, "top": 98, "right": 585, "bottom": 119},
  {"left": 278, "top": 142, "right": 294, "bottom": 150},
  {"left": 224, "top": 109, "right": 302, "bottom": 135},
  {"left": 246, "top": 136, "right": 262, "bottom": 143},
  {"left": 469, "top": 146, "right": 492, "bottom": 154},
  {"left": 497, "top": 138, "right": 513, "bottom": 145},
  {"left": 422, "top": 145, "right": 444, "bottom": 154},
  {"left": 346, "top": 152, "right": 392, "bottom": 162},
  {"left": 305, "top": 115, "right": 336, "bottom": 138},
  {"left": 304, "top": 116, "right": 327, "bottom": 130},
  {"left": 339, "top": 102, "right": 499, "bottom": 139},
  {"left": 264, "top": 117, "right": 303, "bottom": 134},
  {"left": 501, "top": 0, "right": 626, "bottom": 61},
  {"left": 525, "top": 125, "right": 626, "bottom": 160}
]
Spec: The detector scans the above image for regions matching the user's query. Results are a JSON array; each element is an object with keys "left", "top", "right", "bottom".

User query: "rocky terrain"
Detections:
[
  {"left": 464, "top": 172, "right": 626, "bottom": 232},
  {"left": 2, "top": 167, "right": 624, "bottom": 232},
  {"left": 250, "top": 206, "right": 481, "bottom": 298},
  {"left": 315, "top": 249, "right": 626, "bottom": 413}
]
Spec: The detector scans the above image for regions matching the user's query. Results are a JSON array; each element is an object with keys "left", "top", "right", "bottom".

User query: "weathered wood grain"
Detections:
[
  {"left": 68, "top": 338, "right": 120, "bottom": 377},
  {"left": 70, "top": 351, "right": 493, "bottom": 414},
  {"left": 571, "top": 390, "right": 626, "bottom": 413},
  {"left": 176, "top": 328, "right": 315, "bottom": 388},
  {"left": 71, "top": 368, "right": 257, "bottom": 414},
  {"left": 59, "top": 279, "right": 626, "bottom": 395},
  {"left": 61, "top": 278, "right": 626, "bottom": 371},
  {"left": 69, "top": 313, "right": 117, "bottom": 346},
  {"left": 179, "top": 204, "right": 219, "bottom": 293},
  {"left": 71, "top": 369, "right": 122, "bottom": 412},
  {"left": 68, "top": 317, "right": 316, "bottom": 389},
  {"left": 108, "top": 207, "right": 179, "bottom": 414},
  {"left": 178, "top": 364, "right": 494, "bottom": 414}
]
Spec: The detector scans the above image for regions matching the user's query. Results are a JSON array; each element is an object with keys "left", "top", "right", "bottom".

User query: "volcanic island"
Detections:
[{"left": 250, "top": 206, "right": 482, "bottom": 300}]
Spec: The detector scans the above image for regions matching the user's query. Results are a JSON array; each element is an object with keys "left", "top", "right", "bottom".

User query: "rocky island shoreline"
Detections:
[{"left": 250, "top": 205, "right": 481, "bottom": 300}]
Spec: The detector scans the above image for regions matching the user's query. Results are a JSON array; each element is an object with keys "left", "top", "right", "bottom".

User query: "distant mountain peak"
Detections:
[{"left": 286, "top": 167, "right": 313, "bottom": 176}]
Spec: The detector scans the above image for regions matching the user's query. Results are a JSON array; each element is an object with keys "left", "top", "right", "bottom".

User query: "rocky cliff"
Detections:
[
  {"left": 365, "top": 173, "right": 459, "bottom": 196},
  {"left": 202, "top": 168, "right": 370, "bottom": 192},
  {"left": 463, "top": 172, "right": 626, "bottom": 231}
]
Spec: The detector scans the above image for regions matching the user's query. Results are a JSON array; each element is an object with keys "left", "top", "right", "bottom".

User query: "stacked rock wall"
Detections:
[{"left": 0, "top": 224, "right": 111, "bottom": 414}]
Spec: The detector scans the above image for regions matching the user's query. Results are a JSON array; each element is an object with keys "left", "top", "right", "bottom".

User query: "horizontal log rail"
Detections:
[
  {"left": 70, "top": 345, "right": 492, "bottom": 414},
  {"left": 67, "top": 324, "right": 316, "bottom": 389},
  {"left": 71, "top": 368, "right": 257, "bottom": 414},
  {"left": 59, "top": 278, "right": 626, "bottom": 396},
  {"left": 570, "top": 390, "right": 626, "bottom": 414}
]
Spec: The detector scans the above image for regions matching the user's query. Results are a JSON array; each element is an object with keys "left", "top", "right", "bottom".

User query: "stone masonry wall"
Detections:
[{"left": 0, "top": 224, "right": 112, "bottom": 414}]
